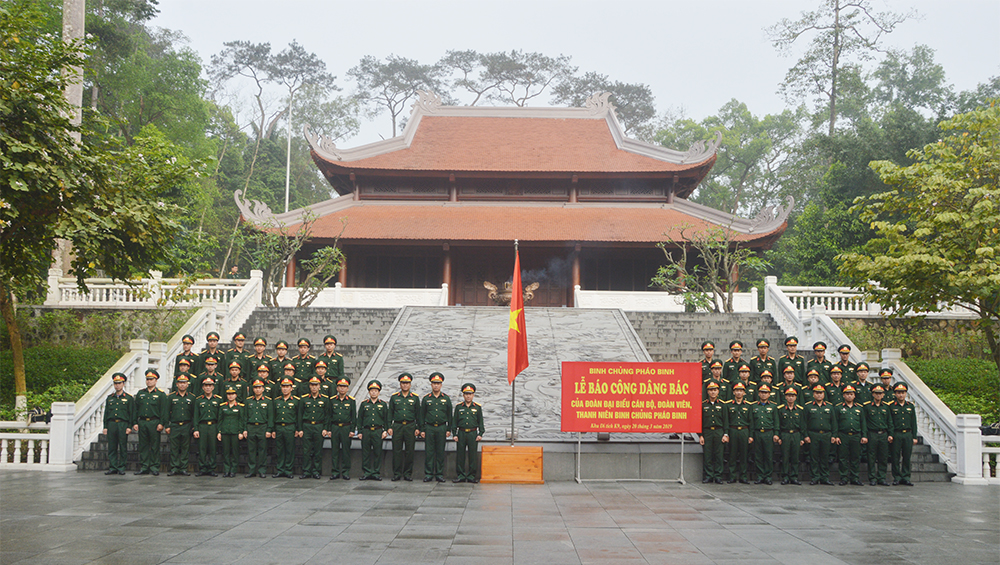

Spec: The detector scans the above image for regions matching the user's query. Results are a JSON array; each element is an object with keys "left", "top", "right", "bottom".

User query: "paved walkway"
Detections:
[{"left": 1, "top": 471, "right": 997, "bottom": 565}]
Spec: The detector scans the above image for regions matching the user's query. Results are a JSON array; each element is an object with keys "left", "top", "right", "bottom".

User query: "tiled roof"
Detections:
[
  {"left": 313, "top": 116, "right": 714, "bottom": 174},
  {"left": 295, "top": 202, "right": 785, "bottom": 245}
]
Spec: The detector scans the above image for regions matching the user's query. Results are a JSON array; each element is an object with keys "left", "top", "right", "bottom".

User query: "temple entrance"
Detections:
[{"left": 455, "top": 247, "right": 570, "bottom": 307}]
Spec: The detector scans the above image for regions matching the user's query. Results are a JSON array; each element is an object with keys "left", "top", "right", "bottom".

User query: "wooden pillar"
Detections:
[
  {"left": 570, "top": 175, "right": 578, "bottom": 203},
  {"left": 571, "top": 243, "right": 581, "bottom": 307},
  {"left": 338, "top": 254, "right": 347, "bottom": 286},
  {"left": 449, "top": 174, "right": 457, "bottom": 202},
  {"left": 442, "top": 243, "right": 452, "bottom": 305},
  {"left": 285, "top": 256, "right": 296, "bottom": 287},
  {"left": 351, "top": 173, "right": 359, "bottom": 201}
]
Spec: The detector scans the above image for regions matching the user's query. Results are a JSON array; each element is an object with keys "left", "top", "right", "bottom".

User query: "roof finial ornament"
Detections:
[
  {"left": 584, "top": 92, "right": 615, "bottom": 116},
  {"left": 303, "top": 124, "right": 341, "bottom": 160},
  {"left": 747, "top": 195, "right": 795, "bottom": 233},
  {"left": 679, "top": 130, "right": 723, "bottom": 163},
  {"left": 412, "top": 90, "right": 443, "bottom": 114},
  {"left": 234, "top": 189, "right": 276, "bottom": 225}
]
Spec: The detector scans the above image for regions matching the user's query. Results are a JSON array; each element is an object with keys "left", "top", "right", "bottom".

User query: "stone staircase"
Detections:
[
  {"left": 236, "top": 307, "right": 401, "bottom": 383},
  {"left": 626, "top": 312, "right": 788, "bottom": 362}
]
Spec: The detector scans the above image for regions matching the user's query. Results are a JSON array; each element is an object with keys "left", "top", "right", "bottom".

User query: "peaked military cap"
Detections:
[
  {"left": 205, "top": 357, "right": 218, "bottom": 365},
  {"left": 206, "top": 332, "right": 220, "bottom": 341},
  {"left": 701, "top": 341, "right": 715, "bottom": 350},
  {"left": 812, "top": 384, "right": 825, "bottom": 392},
  {"left": 706, "top": 382, "right": 720, "bottom": 390},
  {"left": 756, "top": 339, "right": 770, "bottom": 347},
  {"left": 838, "top": 344, "right": 851, "bottom": 353},
  {"left": 856, "top": 362, "right": 870, "bottom": 371},
  {"left": 807, "top": 369, "right": 820, "bottom": 377},
  {"left": 308, "top": 376, "right": 322, "bottom": 384},
  {"left": 280, "top": 378, "right": 294, "bottom": 386},
  {"left": 732, "top": 382, "right": 746, "bottom": 391},
  {"left": 429, "top": 372, "right": 444, "bottom": 383},
  {"left": 233, "top": 333, "right": 246, "bottom": 341},
  {"left": 175, "top": 374, "right": 189, "bottom": 383},
  {"left": 398, "top": 372, "right": 413, "bottom": 382},
  {"left": 182, "top": 335, "right": 195, "bottom": 344},
  {"left": 784, "top": 387, "right": 798, "bottom": 395},
  {"left": 336, "top": 377, "right": 350, "bottom": 386},
  {"left": 297, "top": 338, "right": 311, "bottom": 346},
  {"left": 737, "top": 363, "right": 751, "bottom": 372},
  {"left": 879, "top": 368, "right": 893, "bottom": 378},
  {"left": 782, "top": 365, "right": 795, "bottom": 373},
  {"left": 275, "top": 340, "right": 289, "bottom": 349},
  {"left": 112, "top": 372, "right": 127, "bottom": 383},
  {"left": 315, "top": 360, "right": 327, "bottom": 368},
  {"left": 178, "top": 358, "right": 191, "bottom": 366},
  {"left": 229, "top": 361, "right": 241, "bottom": 369},
  {"left": 758, "top": 384, "right": 771, "bottom": 393},
  {"left": 813, "top": 341, "right": 826, "bottom": 350},
  {"left": 145, "top": 369, "right": 159, "bottom": 379},
  {"left": 710, "top": 360, "right": 723, "bottom": 368},
  {"left": 323, "top": 335, "right": 337, "bottom": 344},
  {"left": 254, "top": 337, "right": 267, "bottom": 346},
  {"left": 784, "top": 337, "right": 798, "bottom": 345},
  {"left": 202, "top": 377, "right": 215, "bottom": 385},
  {"left": 225, "top": 386, "right": 237, "bottom": 394},
  {"left": 830, "top": 365, "right": 843, "bottom": 374},
  {"left": 461, "top": 383, "right": 476, "bottom": 393},
  {"left": 842, "top": 384, "right": 856, "bottom": 393},
  {"left": 871, "top": 385, "right": 885, "bottom": 393},
  {"left": 252, "top": 379, "right": 265, "bottom": 387},
  {"left": 256, "top": 364, "right": 269, "bottom": 373},
  {"left": 760, "top": 370, "right": 773, "bottom": 378},
  {"left": 368, "top": 379, "right": 382, "bottom": 390},
  {"left": 283, "top": 363, "right": 295, "bottom": 371},
  {"left": 729, "top": 340, "right": 743, "bottom": 349},
  {"left": 893, "top": 382, "right": 908, "bottom": 391}
]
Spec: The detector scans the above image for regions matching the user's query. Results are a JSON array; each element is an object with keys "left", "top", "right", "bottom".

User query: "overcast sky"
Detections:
[{"left": 152, "top": 0, "right": 1000, "bottom": 146}]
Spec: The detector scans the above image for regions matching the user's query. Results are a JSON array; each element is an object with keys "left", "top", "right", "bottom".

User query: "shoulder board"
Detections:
[
  {"left": 335, "top": 352, "right": 342, "bottom": 356},
  {"left": 237, "top": 402, "right": 245, "bottom": 407},
  {"left": 723, "top": 399, "right": 732, "bottom": 404},
  {"left": 392, "top": 391, "right": 400, "bottom": 396},
  {"left": 796, "top": 403, "right": 804, "bottom": 409},
  {"left": 168, "top": 391, "right": 178, "bottom": 396},
  {"left": 197, "top": 394, "right": 206, "bottom": 399},
  {"left": 292, "top": 395, "right": 300, "bottom": 400},
  {"left": 474, "top": 402, "right": 481, "bottom": 407},
  {"left": 308, "top": 355, "right": 316, "bottom": 359},
  {"left": 703, "top": 399, "right": 710, "bottom": 404},
  {"left": 157, "top": 388, "right": 164, "bottom": 393},
  {"left": 123, "top": 392, "right": 133, "bottom": 398},
  {"left": 424, "top": 393, "right": 433, "bottom": 397},
  {"left": 347, "top": 395, "right": 355, "bottom": 400}
]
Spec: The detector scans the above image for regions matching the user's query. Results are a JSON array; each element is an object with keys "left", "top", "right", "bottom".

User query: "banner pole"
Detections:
[{"left": 510, "top": 379, "right": 515, "bottom": 446}]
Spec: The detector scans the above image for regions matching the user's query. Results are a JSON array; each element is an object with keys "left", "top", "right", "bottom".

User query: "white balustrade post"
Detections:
[
  {"left": 149, "top": 342, "right": 169, "bottom": 387},
  {"left": 249, "top": 270, "right": 263, "bottom": 305},
  {"left": 46, "top": 402, "right": 77, "bottom": 471},
  {"left": 150, "top": 270, "right": 163, "bottom": 305},
  {"left": 202, "top": 299, "right": 218, "bottom": 334},
  {"left": 440, "top": 283, "right": 449, "bottom": 306},
  {"left": 574, "top": 285, "right": 582, "bottom": 308},
  {"left": 130, "top": 340, "right": 150, "bottom": 392},
  {"left": 45, "top": 268, "right": 62, "bottom": 306},
  {"left": 750, "top": 287, "right": 759, "bottom": 312},
  {"left": 953, "top": 414, "right": 988, "bottom": 484},
  {"left": 334, "top": 282, "right": 342, "bottom": 306}
]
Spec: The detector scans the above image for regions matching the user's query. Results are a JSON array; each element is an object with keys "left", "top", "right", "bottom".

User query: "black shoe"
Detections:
[
  {"left": 739, "top": 479, "right": 750, "bottom": 484},
  {"left": 245, "top": 473, "right": 255, "bottom": 478},
  {"left": 358, "top": 476, "right": 367, "bottom": 481},
  {"left": 168, "top": 471, "right": 179, "bottom": 476},
  {"left": 453, "top": 478, "right": 465, "bottom": 483},
  {"left": 404, "top": 477, "right": 412, "bottom": 481},
  {"left": 259, "top": 472, "right": 266, "bottom": 478},
  {"left": 342, "top": 476, "right": 350, "bottom": 480},
  {"left": 330, "top": 474, "right": 340, "bottom": 480},
  {"left": 469, "top": 478, "right": 479, "bottom": 483},
  {"left": 714, "top": 478, "right": 724, "bottom": 484},
  {"left": 764, "top": 479, "right": 772, "bottom": 485},
  {"left": 810, "top": 480, "right": 818, "bottom": 485},
  {"left": 754, "top": 479, "right": 763, "bottom": 484},
  {"left": 151, "top": 470, "right": 159, "bottom": 476},
  {"left": 820, "top": 480, "right": 834, "bottom": 485},
  {"left": 299, "top": 475, "right": 310, "bottom": 479},
  {"left": 105, "top": 470, "right": 118, "bottom": 475},
  {"left": 423, "top": 477, "right": 433, "bottom": 482},
  {"left": 703, "top": 478, "right": 713, "bottom": 483},
  {"left": 728, "top": 480, "right": 738, "bottom": 484},
  {"left": 851, "top": 480, "right": 864, "bottom": 486},
  {"left": 436, "top": 477, "right": 446, "bottom": 483},
  {"left": 791, "top": 479, "right": 801, "bottom": 485},
  {"left": 273, "top": 473, "right": 282, "bottom": 478},
  {"left": 391, "top": 477, "right": 401, "bottom": 481},
  {"left": 870, "top": 480, "right": 877, "bottom": 486},
  {"left": 900, "top": 479, "right": 913, "bottom": 486},
  {"left": 134, "top": 470, "right": 148, "bottom": 475},
  {"left": 313, "top": 474, "right": 321, "bottom": 479},
  {"left": 877, "top": 480, "right": 888, "bottom": 486},
  {"left": 780, "top": 479, "right": 789, "bottom": 485},
  {"left": 892, "top": 480, "right": 900, "bottom": 485},
  {"left": 209, "top": 472, "right": 218, "bottom": 477},
  {"left": 373, "top": 476, "right": 382, "bottom": 481},
  {"left": 839, "top": 480, "right": 848, "bottom": 486}
]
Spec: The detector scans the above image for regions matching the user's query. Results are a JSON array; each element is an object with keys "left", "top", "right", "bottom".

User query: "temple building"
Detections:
[{"left": 235, "top": 92, "right": 791, "bottom": 307}]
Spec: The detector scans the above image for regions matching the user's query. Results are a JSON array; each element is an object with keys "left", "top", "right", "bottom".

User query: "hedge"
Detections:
[
  {"left": 0, "top": 346, "right": 121, "bottom": 407},
  {"left": 907, "top": 358, "right": 1000, "bottom": 424}
]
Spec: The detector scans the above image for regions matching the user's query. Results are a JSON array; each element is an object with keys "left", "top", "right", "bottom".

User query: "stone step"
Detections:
[{"left": 626, "top": 312, "right": 787, "bottom": 362}]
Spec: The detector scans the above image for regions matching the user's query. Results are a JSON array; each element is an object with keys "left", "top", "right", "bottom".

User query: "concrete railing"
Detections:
[
  {"left": 574, "top": 286, "right": 759, "bottom": 312},
  {"left": 276, "top": 283, "right": 449, "bottom": 308},
  {"left": 777, "top": 284, "right": 977, "bottom": 319},
  {"left": 980, "top": 434, "right": 999, "bottom": 485},
  {"left": 763, "top": 276, "right": 989, "bottom": 484},
  {"left": 1, "top": 404, "right": 77, "bottom": 471},
  {"left": 45, "top": 269, "right": 251, "bottom": 308}
]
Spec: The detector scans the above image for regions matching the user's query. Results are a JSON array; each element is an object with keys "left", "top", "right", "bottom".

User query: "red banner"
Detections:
[{"left": 561, "top": 362, "right": 702, "bottom": 433}]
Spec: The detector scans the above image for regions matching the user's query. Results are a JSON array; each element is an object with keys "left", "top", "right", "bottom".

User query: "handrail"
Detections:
[
  {"left": 219, "top": 270, "right": 263, "bottom": 338},
  {"left": 573, "top": 286, "right": 759, "bottom": 312},
  {"left": 762, "top": 276, "right": 801, "bottom": 337}
]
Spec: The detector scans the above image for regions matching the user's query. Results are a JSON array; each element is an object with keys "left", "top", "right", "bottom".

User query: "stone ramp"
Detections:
[
  {"left": 356, "top": 307, "right": 651, "bottom": 441},
  {"left": 627, "top": 311, "right": 788, "bottom": 362}
]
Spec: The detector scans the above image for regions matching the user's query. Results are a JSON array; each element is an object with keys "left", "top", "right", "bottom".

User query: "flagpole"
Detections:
[{"left": 511, "top": 239, "right": 518, "bottom": 446}]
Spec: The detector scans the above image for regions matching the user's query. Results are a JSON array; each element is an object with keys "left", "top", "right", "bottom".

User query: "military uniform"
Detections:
[
  {"left": 836, "top": 394, "right": 867, "bottom": 485},
  {"left": 388, "top": 374, "right": 421, "bottom": 481},
  {"left": 777, "top": 354, "right": 806, "bottom": 386},
  {"left": 193, "top": 391, "right": 223, "bottom": 475},
  {"left": 328, "top": 380, "right": 356, "bottom": 480},
  {"left": 749, "top": 355, "right": 777, "bottom": 384},
  {"left": 272, "top": 386, "right": 299, "bottom": 478},
  {"left": 291, "top": 339, "right": 317, "bottom": 395},
  {"left": 864, "top": 390, "right": 891, "bottom": 485},
  {"left": 225, "top": 347, "right": 251, "bottom": 380},
  {"left": 453, "top": 383, "right": 485, "bottom": 483},
  {"left": 750, "top": 395, "right": 778, "bottom": 483},
  {"left": 244, "top": 388, "right": 274, "bottom": 477},
  {"left": 701, "top": 391, "right": 728, "bottom": 483},
  {"left": 166, "top": 383, "right": 195, "bottom": 475},
  {"left": 218, "top": 395, "right": 246, "bottom": 477},
  {"left": 889, "top": 388, "right": 918, "bottom": 485},
  {"left": 134, "top": 374, "right": 168, "bottom": 475},
  {"left": 727, "top": 395, "right": 753, "bottom": 483},
  {"left": 806, "top": 357, "right": 832, "bottom": 385},
  {"left": 269, "top": 356, "right": 293, "bottom": 383},
  {"left": 195, "top": 347, "right": 225, "bottom": 377},
  {"left": 777, "top": 396, "right": 805, "bottom": 484},
  {"left": 298, "top": 383, "right": 329, "bottom": 478},
  {"left": 824, "top": 380, "right": 846, "bottom": 407},
  {"left": 804, "top": 395, "right": 838, "bottom": 484},
  {"left": 103, "top": 375, "right": 134, "bottom": 475},
  {"left": 421, "top": 374, "right": 453, "bottom": 482},
  {"left": 357, "top": 381, "right": 389, "bottom": 480},
  {"left": 317, "top": 352, "right": 345, "bottom": 383},
  {"left": 174, "top": 345, "right": 198, "bottom": 379},
  {"left": 698, "top": 341, "right": 717, "bottom": 381}
]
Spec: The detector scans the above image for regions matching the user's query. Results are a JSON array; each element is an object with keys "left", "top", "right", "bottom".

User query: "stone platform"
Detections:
[{"left": 1, "top": 469, "right": 996, "bottom": 565}]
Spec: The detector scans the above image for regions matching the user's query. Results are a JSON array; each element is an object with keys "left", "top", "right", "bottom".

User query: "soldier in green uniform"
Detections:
[
  {"left": 835, "top": 384, "right": 867, "bottom": 485},
  {"left": 864, "top": 384, "right": 891, "bottom": 485},
  {"left": 806, "top": 342, "right": 832, "bottom": 385},
  {"left": 853, "top": 362, "right": 872, "bottom": 405},
  {"left": 749, "top": 339, "right": 777, "bottom": 384},
  {"left": 133, "top": 369, "right": 168, "bottom": 475},
  {"left": 734, "top": 363, "right": 757, "bottom": 402},
  {"left": 217, "top": 386, "right": 246, "bottom": 477},
  {"left": 722, "top": 341, "right": 746, "bottom": 386},
  {"left": 750, "top": 384, "right": 778, "bottom": 484},
  {"left": 244, "top": 379, "right": 273, "bottom": 478},
  {"left": 195, "top": 332, "right": 224, "bottom": 376},
  {"left": 196, "top": 356, "right": 223, "bottom": 398},
  {"left": 777, "top": 337, "right": 806, "bottom": 385},
  {"left": 453, "top": 383, "right": 485, "bottom": 483},
  {"left": 878, "top": 368, "right": 895, "bottom": 399},
  {"left": 269, "top": 341, "right": 292, "bottom": 380},
  {"left": 804, "top": 384, "right": 837, "bottom": 485},
  {"left": 699, "top": 341, "right": 716, "bottom": 380},
  {"left": 247, "top": 338, "right": 273, "bottom": 388},
  {"left": 357, "top": 379, "right": 389, "bottom": 480},
  {"left": 291, "top": 338, "right": 317, "bottom": 393},
  {"left": 700, "top": 382, "right": 728, "bottom": 483},
  {"left": 193, "top": 377, "right": 222, "bottom": 476},
  {"left": 225, "top": 333, "right": 251, "bottom": 380},
  {"left": 825, "top": 366, "right": 846, "bottom": 406},
  {"left": 165, "top": 375, "right": 195, "bottom": 476},
  {"left": 327, "top": 377, "right": 356, "bottom": 480},
  {"left": 225, "top": 361, "right": 248, "bottom": 401},
  {"left": 298, "top": 376, "right": 329, "bottom": 479},
  {"left": 420, "top": 372, "right": 452, "bottom": 482},
  {"left": 103, "top": 373, "right": 134, "bottom": 475},
  {"left": 757, "top": 371, "right": 777, "bottom": 402},
  {"left": 174, "top": 335, "right": 197, "bottom": 378},
  {"left": 777, "top": 387, "right": 804, "bottom": 485},
  {"left": 703, "top": 360, "right": 730, "bottom": 402},
  {"left": 835, "top": 344, "right": 857, "bottom": 384},
  {"left": 272, "top": 378, "right": 299, "bottom": 478},
  {"left": 727, "top": 382, "right": 753, "bottom": 483},
  {"left": 317, "top": 335, "right": 345, "bottom": 384},
  {"left": 279, "top": 363, "right": 297, "bottom": 399},
  {"left": 172, "top": 358, "right": 194, "bottom": 393},
  {"left": 388, "top": 372, "right": 421, "bottom": 481},
  {"left": 253, "top": 364, "right": 278, "bottom": 400},
  {"left": 888, "top": 382, "right": 917, "bottom": 486},
  {"left": 778, "top": 366, "right": 804, "bottom": 403},
  {"left": 312, "top": 361, "right": 334, "bottom": 397}
]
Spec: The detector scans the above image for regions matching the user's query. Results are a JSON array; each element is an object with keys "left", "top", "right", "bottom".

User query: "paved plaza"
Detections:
[{"left": 1, "top": 470, "right": 997, "bottom": 565}]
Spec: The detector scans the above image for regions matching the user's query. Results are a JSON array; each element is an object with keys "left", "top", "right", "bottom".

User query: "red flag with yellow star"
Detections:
[{"left": 508, "top": 247, "right": 529, "bottom": 384}]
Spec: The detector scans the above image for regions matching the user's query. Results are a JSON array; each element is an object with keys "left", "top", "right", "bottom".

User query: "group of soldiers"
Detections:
[
  {"left": 102, "top": 332, "right": 486, "bottom": 483},
  {"left": 699, "top": 337, "right": 918, "bottom": 486}
]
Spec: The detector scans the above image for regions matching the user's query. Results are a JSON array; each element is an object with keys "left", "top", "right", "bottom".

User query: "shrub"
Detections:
[
  {"left": 907, "top": 358, "right": 1000, "bottom": 424},
  {"left": 0, "top": 346, "right": 121, "bottom": 406}
]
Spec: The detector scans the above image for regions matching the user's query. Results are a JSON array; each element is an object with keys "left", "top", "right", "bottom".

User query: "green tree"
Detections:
[
  {"left": 767, "top": 0, "right": 914, "bottom": 135},
  {"left": 550, "top": 71, "right": 656, "bottom": 137},
  {"left": 1, "top": 0, "right": 204, "bottom": 412},
  {"left": 838, "top": 104, "right": 1000, "bottom": 377},
  {"left": 439, "top": 49, "right": 576, "bottom": 109},
  {"left": 348, "top": 54, "right": 449, "bottom": 136}
]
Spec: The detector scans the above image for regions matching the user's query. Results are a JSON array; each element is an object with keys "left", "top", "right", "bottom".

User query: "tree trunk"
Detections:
[
  {"left": 828, "top": 0, "right": 841, "bottom": 137},
  {"left": 0, "top": 282, "right": 27, "bottom": 420}
]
